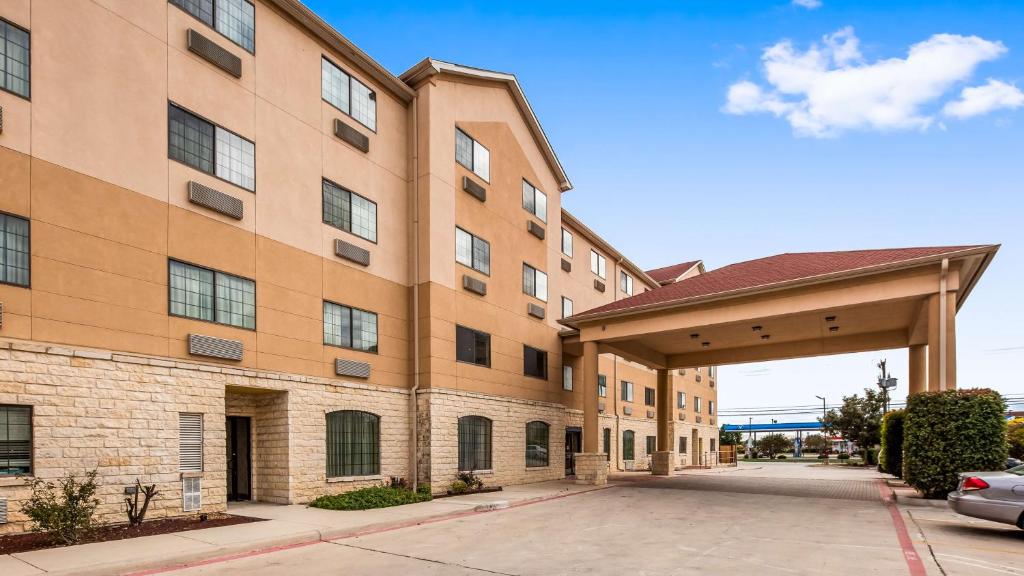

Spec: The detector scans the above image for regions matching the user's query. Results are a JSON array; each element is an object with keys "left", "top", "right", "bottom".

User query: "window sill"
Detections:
[
  {"left": 526, "top": 466, "right": 550, "bottom": 471},
  {"left": 459, "top": 469, "right": 493, "bottom": 475},
  {"left": 180, "top": 471, "right": 203, "bottom": 479},
  {"left": 327, "top": 474, "right": 382, "bottom": 483}
]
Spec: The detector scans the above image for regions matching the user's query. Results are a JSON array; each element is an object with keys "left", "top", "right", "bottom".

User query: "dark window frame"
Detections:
[
  {"left": 0, "top": 211, "right": 30, "bottom": 289},
  {"left": 169, "top": 0, "right": 256, "bottom": 54},
  {"left": 458, "top": 415, "right": 492, "bottom": 471},
  {"left": 598, "top": 374, "right": 607, "bottom": 398},
  {"left": 322, "top": 178, "right": 378, "bottom": 244},
  {"left": 521, "top": 179, "right": 547, "bottom": 223},
  {"left": 0, "top": 17, "right": 31, "bottom": 101},
  {"left": 622, "top": 429, "right": 635, "bottom": 461},
  {"left": 644, "top": 387, "right": 655, "bottom": 407},
  {"left": 323, "top": 300, "right": 379, "bottom": 354},
  {"left": 523, "top": 345, "right": 548, "bottom": 380},
  {"left": 167, "top": 258, "right": 256, "bottom": 330},
  {"left": 168, "top": 102, "right": 256, "bottom": 192},
  {"left": 325, "top": 410, "right": 380, "bottom": 477},
  {"left": 321, "top": 55, "right": 378, "bottom": 133},
  {"left": 560, "top": 228, "right": 572, "bottom": 257},
  {"left": 525, "top": 420, "right": 549, "bottom": 468},
  {"left": 455, "top": 226, "right": 490, "bottom": 276},
  {"left": 455, "top": 127, "right": 489, "bottom": 182},
  {"left": 620, "top": 381, "right": 634, "bottom": 402},
  {"left": 0, "top": 404, "right": 31, "bottom": 476},
  {"left": 455, "top": 325, "right": 491, "bottom": 368},
  {"left": 522, "top": 262, "right": 547, "bottom": 302},
  {"left": 602, "top": 427, "right": 611, "bottom": 460},
  {"left": 646, "top": 435, "right": 656, "bottom": 455}
]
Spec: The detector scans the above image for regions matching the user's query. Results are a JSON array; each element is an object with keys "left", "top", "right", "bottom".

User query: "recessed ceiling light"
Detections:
[
  {"left": 752, "top": 325, "right": 762, "bottom": 332},
  {"left": 761, "top": 334, "right": 771, "bottom": 340},
  {"left": 701, "top": 341, "right": 710, "bottom": 348},
  {"left": 825, "top": 316, "right": 837, "bottom": 323},
  {"left": 690, "top": 333, "right": 700, "bottom": 339},
  {"left": 829, "top": 326, "right": 839, "bottom": 333}
]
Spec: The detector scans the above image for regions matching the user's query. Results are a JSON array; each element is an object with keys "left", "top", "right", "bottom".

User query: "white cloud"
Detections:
[
  {"left": 943, "top": 79, "right": 1024, "bottom": 118},
  {"left": 724, "top": 27, "right": 1012, "bottom": 137},
  {"left": 792, "top": 0, "right": 822, "bottom": 9}
]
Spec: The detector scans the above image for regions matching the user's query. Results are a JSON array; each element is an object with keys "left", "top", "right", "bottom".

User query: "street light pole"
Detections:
[{"left": 815, "top": 395, "right": 827, "bottom": 463}]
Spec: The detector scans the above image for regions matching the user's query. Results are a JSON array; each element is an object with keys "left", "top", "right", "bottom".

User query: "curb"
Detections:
[{"left": 893, "top": 492, "right": 949, "bottom": 509}]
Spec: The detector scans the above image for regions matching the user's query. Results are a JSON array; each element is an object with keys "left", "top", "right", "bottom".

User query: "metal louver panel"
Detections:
[
  {"left": 335, "top": 359, "right": 371, "bottom": 378},
  {"left": 598, "top": 402, "right": 605, "bottom": 413},
  {"left": 179, "top": 413, "right": 203, "bottom": 472},
  {"left": 462, "top": 176, "right": 486, "bottom": 202},
  {"left": 0, "top": 497, "right": 7, "bottom": 524},
  {"left": 623, "top": 406, "right": 633, "bottom": 416},
  {"left": 188, "top": 181, "right": 243, "bottom": 219},
  {"left": 527, "top": 302, "right": 545, "bottom": 319},
  {"left": 462, "top": 275, "right": 487, "bottom": 296},
  {"left": 187, "top": 29, "right": 242, "bottom": 78},
  {"left": 527, "top": 220, "right": 545, "bottom": 240},
  {"left": 334, "top": 239, "right": 371, "bottom": 266},
  {"left": 333, "top": 118, "right": 370, "bottom": 152},
  {"left": 647, "top": 410, "right": 655, "bottom": 419},
  {"left": 594, "top": 279, "right": 606, "bottom": 293},
  {"left": 188, "top": 334, "right": 243, "bottom": 361},
  {"left": 561, "top": 258, "right": 571, "bottom": 273},
  {"left": 182, "top": 477, "right": 202, "bottom": 512},
  {"left": 678, "top": 412, "right": 686, "bottom": 421}
]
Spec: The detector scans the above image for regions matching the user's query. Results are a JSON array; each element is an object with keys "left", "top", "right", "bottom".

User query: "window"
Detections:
[
  {"left": 0, "top": 19, "right": 30, "bottom": 99},
  {"left": 169, "top": 260, "right": 255, "bottom": 329},
  {"left": 603, "top": 428, "right": 611, "bottom": 460},
  {"left": 711, "top": 439, "right": 717, "bottom": 452},
  {"left": 0, "top": 405, "right": 30, "bottom": 475},
  {"left": 709, "top": 400, "right": 715, "bottom": 415},
  {"left": 590, "top": 250, "right": 606, "bottom": 279},
  {"left": 525, "top": 421, "right": 549, "bottom": 468},
  {"left": 179, "top": 413, "right": 203, "bottom": 472},
  {"left": 620, "top": 271, "right": 633, "bottom": 296},
  {"left": 678, "top": 436, "right": 687, "bottom": 454},
  {"left": 456, "top": 325, "right": 490, "bottom": 367},
  {"left": 695, "top": 396, "right": 702, "bottom": 413},
  {"left": 455, "top": 227, "right": 490, "bottom": 275},
  {"left": 524, "top": 345, "right": 547, "bottom": 379},
  {"left": 561, "top": 296, "right": 573, "bottom": 319},
  {"left": 677, "top": 391, "right": 686, "bottom": 409},
  {"left": 182, "top": 476, "right": 201, "bottom": 512},
  {"left": 621, "top": 381, "right": 634, "bottom": 402},
  {"left": 455, "top": 128, "right": 489, "bottom": 181},
  {"left": 598, "top": 374, "right": 607, "bottom": 397},
  {"left": 644, "top": 387, "right": 655, "bottom": 407},
  {"left": 622, "top": 430, "right": 635, "bottom": 461},
  {"left": 646, "top": 436, "right": 656, "bottom": 455},
  {"left": 321, "top": 57, "right": 377, "bottom": 131},
  {"left": 326, "top": 410, "right": 380, "bottom": 477},
  {"left": 522, "top": 263, "right": 547, "bottom": 301},
  {"left": 168, "top": 104, "right": 255, "bottom": 191},
  {"left": 171, "top": 0, "right": 255, "bottom": 52},
  {"left": 458, "top": 416, "right": 491, "bottom": 471},
  {"left": 521, "top": 180, "right": 547, "bottom": 223},
  {"left": 323, "top": 179, "right": 377, "bottom": 243},
  {"left": 0, "top": 213, "right": 30, "bottom": 287},
  {"left": 323, "top": 301, "right": 378, "bottom": 353},
  {"left": 561, "top": 228, "right": 573, "bottom": 257},
  {"left": 562, "top": 365, "right": 573, "bottom": 391}
]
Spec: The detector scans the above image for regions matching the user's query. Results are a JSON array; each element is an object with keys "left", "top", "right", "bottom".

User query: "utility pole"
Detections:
[
  {"left": 877, "top": 359, "right": 897, "bottom": 414},
  {"left": 816, "top": 395, "right": 827, "bottom": 464}
]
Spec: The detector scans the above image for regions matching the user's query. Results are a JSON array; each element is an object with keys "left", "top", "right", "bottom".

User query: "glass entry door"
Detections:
[{"left": 565, "top": 427, "right": 582, "bottom": 476}]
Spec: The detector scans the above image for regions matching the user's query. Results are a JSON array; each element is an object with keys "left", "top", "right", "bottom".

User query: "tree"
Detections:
[
  {"left": 803, "top": 434, "right": 827, "bottom": 453},
  {"left": 1008, "top": 419, "right": 1024, "bottom": 459},
  {"left": 755, "top": 433, "right": 794, "bottom": 459},
  {"left": 720, "top": 424, "right": 744, "bottom": 446},
  {"left": 820, "top": 388, "right": 884, "bottom": 462}
]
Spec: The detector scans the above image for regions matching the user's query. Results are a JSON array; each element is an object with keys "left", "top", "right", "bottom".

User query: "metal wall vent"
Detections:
[
  {"left": 527, "top": 302, "right": 545, "bottom": 319},
  {"left": 560, "top": 258, "right": 571, "bottom": 273},
  {"left": 623, "top": 406, "right": 633, "bottom": 416},
  {"left": 598, "top": 401, "right": 605, "bottom": 413},
  {"left": 696, "top": 374, "right": 702, "bottom": 383},
  {"left": 527, "top": 220, "right": 545, "bottom": 240},
  {"left": 462, "top": 176, "right": 486, "bottom": 202},
  {"left": 0, "top": 497, "right": 7, "bottom": 524},
  {"left": 710, "top": 418, "right": 715, "bottom": 426},
  {"left": 335, "top": 358, "right": 371, "bottom": 378},
  {"left": 678, "top": 412, "right": 686, "bottom": 421},
  {"left": 647, "top": 410, "right": 655, "bottom": 419},
  {"left": 594, "top": 279, "right": 606, "bottom": 293},
  {"left": 696, "top": 415, "right": 702, "bottom": 424},
  {"left": 187, "top": 29, "right": 242, "bottom": 78},
  {"left": 333, "top": 118, "right": 370, "bottom": 153},
  {"left": 188, "top": 181, "right": 243, "bottom": 220},
  {"left": 0, "top": 106, "right": 4, "bottom": 134},
  {"left": 335, "top": 239, "right": 370, "bottom": 266},
  {"left": 462, "top": 275, "right": 487, "bottom": 296},
  {"left": 188, "top": 334, "right": 243, "bottom": 361}
]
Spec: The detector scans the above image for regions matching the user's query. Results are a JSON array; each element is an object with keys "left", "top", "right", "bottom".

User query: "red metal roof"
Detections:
[
  {"left": 645, "top": 260, "right": 701, "bottom": 285},
  {"left": 576, "top": 246, "right": 985, "bottom": 319}
]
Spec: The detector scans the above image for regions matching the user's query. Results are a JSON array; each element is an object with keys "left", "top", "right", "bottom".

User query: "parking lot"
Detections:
[{"left": 168, "top": 463, "right": 1022, "bottom": 575}]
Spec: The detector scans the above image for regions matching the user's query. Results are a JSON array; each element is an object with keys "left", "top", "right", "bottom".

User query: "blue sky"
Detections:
[{"left": 305, "top": 0, "right": 1024, "bottom": 422}]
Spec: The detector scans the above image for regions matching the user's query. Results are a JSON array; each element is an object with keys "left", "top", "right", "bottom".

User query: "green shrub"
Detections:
[
  {"left": 456, "top": 471, "right": 484, "bottom": 490},
  {"left": 880, "top": 410, "right": 905, "bottom": 477},
  {"left": 449, "top": 480, "right": 468, "bottom": 494},
  {"left": 776, "top": 455, "right": 787, "bottom": 460},
  {"left": 904, "top": 389, "right": 1007, "bottom": 498},
  {"left": 837, "top": 452, "right": 850, "bottom": 460},
  {"left": 866, "top": 448, "right": 879, "bottom": 466},
  {"left": 1008, "top": 420, "right": 1024, "bottom": 459},
  {"left": 310, "top": 485, "right": 432, "bottom": 511},
  {"left": 22, "top": 470, "right": 100, "bottom": 545}
]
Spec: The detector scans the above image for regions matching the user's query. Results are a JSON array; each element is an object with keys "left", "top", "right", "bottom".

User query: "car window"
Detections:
[{"left": 1009, "top": 464, "right": 1024, "bottom": 476}]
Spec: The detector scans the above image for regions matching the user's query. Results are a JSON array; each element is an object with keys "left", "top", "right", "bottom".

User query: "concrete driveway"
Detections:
[{"left": 165, "top": 463, "right": 1021, "bottom": 575}]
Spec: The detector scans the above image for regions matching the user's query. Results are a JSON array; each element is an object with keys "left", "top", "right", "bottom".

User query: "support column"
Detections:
[
  {"left": 576, "top": 341, "right": 608, "bottom": 485},
  {"left": 908, "top": 344, "right": 926, "bottom": 395},
  {"left": 652, "top": 368, "right": 676, "bottom": 475},
  {"left": 927, "top": 293, "right": 958, "bottom": 392}
]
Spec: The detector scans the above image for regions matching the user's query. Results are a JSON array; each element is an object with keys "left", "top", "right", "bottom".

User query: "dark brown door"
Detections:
[
  {"left": 565, "top": 428, "right": 582, "bottom": 476},
  {"left": 226, "top": 416, "right": 251, "bottom": 501}
]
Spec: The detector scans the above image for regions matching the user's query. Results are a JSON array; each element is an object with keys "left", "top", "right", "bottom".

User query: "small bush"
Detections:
[
  {"left": 776, "top": 455, "right": 787, "bottom": 460},
  {"left": 881, "top": 410, "right": 906, "bottom": 478},
  {"left": 456, "top": 471, "right": 484, "bottom": 490},
  {"left": 309, "top": 485, "right": 432, "bottom": 511},
  {"left": 866, "top": 447, "right": 879, "bottom": 466},
  {"left": 837, "top": 452, "right": 850, "bottom": 460},
  {"left": 22, "top": 470, "right": 100, "bottom": 545},
  {"left": 448, "top": 480, "right": 468, "bottom": 494},
  {"left": 905, "top": 389, "right": 1007, "bottom": 498}
]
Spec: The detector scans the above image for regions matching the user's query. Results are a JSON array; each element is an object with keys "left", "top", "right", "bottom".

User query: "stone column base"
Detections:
[
  {"left": 574, "top": 453, "right": 609, "bottom": 485},
  {"left": 652, "top": 451, "right": 676, "bottom": 476}
]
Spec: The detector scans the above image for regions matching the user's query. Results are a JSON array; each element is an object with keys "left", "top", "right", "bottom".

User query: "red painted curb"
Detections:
[
  {"left": 877, "top": 480, "right": 927, "bottom": 576},
  {"left": 126, "top": 484, "right": 613, "bottom": 575}
]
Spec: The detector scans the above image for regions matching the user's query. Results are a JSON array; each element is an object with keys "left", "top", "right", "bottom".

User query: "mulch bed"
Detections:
[
  {"left": 436, "top": 486, "right": 503, "bottom": 499},
  {"left": 0, "top": 513, "right": 262, "bottom": 555}
]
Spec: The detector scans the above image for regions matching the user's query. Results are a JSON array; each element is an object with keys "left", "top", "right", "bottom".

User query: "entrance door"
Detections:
[
  {"left": 565, "top": 428, "right": 582, "bottom": 476},
  {"left": 226, "top": 416, "right": 252, "bottom": 501},
  {"left": 691, "top": 429, "right": 699, "bottom": 467}
]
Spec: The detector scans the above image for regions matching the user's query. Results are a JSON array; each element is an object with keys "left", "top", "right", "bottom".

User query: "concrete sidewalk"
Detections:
[{"left": 1, "top": 480, "right": 608, "bottom": 576}]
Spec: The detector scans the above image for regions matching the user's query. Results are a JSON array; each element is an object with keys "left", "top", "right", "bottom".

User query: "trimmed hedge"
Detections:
[
  {"left": 904, "top": 389, "right": 1007, "bottom": 498},
  {"left": 310, "top": 484, "right": 432, "bottom": 511},
  {"left": 880, "top": 409, "right": 905, "bottom": 478}
]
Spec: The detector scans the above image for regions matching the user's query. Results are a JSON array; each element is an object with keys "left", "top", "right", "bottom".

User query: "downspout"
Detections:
[
  {"left": 939, "top": 258, "right": 948, "bottom": 391},
  {"left": 409, "top": 93, "right": 422, "bottom": 491}
]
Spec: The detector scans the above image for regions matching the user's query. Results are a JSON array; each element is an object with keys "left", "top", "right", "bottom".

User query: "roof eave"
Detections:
[{"left": 561, "top": 209, "right": 659, "bottom": 288}]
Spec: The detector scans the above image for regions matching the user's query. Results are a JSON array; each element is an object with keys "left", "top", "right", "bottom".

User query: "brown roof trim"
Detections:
[
  {"left": 400, "top": 58, "right": 572, "bottom": 191},
  {"left": 560, "top": 209, "right": 659, "bottom": 289},
  {"left": 562, "top": 245, "right": 999, "bottom": 327},
  {"left": 266, "top": 0, "right": 415, "bottom": 103}
]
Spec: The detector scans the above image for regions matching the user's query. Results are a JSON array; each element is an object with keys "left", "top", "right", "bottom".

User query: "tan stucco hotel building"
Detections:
[{"left": 0, "top": 0, "right": 721, "bottom": 530}]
